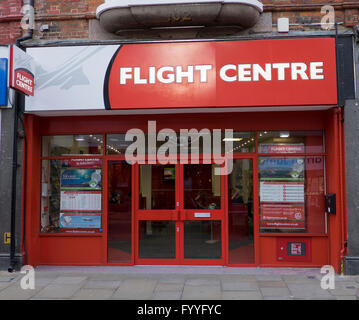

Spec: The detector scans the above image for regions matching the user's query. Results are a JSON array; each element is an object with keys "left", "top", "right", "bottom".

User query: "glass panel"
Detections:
[
  {"left": 139, "top": 164, "right": 176, "bottom": 210},
  {"left": 224, "top": 132, "right": 255, "bottom": 154},
  {"left": 41, "top": 159, "right": 103, "bottom": 233},
  {"left": 184, "top": 164, "right": 221, "bottom": 210},
  {"left": 259, "top": 156, "right": 325, "bottom": 233},
  {"left": 228, "top": 159, "right": 254, "bottom": 264},
  {"left": 108, "top": 161, "right": 132, "bottom": 263},
  {"left": 258, "top": 131, "right": 324, "bottom": 154},
  {"left": 184, "top": 221, "right": 221, "bottom": 259},
  {"left": 42, "top": 135, "right": 103, "bottom": 156},
  {"left": 138, "top": 221, "right": 176, "bottom": 259},
  {"left": 106, "top": 134, "right": 135, "bottom": 155}
]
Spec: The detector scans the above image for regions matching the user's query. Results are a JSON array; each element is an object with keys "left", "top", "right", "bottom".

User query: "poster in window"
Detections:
[
  {"left": 60, "top": 168, "right": 102, "bottom": 190},
  {"left": 259, "top": 157, "right": 305, "bottom": 231},
  {"left": 60, "top": 212, "right": 101, "bottom": 229}
]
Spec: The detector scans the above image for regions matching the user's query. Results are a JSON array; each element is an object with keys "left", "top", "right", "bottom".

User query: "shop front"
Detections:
[{"left": 22, "top": 36, "right": 347, "bottom": 271}]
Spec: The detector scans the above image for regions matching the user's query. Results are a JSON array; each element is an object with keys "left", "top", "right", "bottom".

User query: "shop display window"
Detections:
[
  {"left": 106, "top": 131, "right": 255, "bottom": 156},
  {"left": 259, "top": 156, "right": 325, "bottom": 234},
  {"left": 258, "top": 131, "right": 324, "bottom": 154},
  {"left": 41, "top": 158, "right": 103, "bottom": 233},
  {"left": 42, "top": 135, "right": 103, "bottom": 157}
]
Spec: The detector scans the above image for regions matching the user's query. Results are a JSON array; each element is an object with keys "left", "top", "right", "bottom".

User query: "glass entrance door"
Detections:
[{"left": 135, "top": 162, "right": 224, "bottom": 265}]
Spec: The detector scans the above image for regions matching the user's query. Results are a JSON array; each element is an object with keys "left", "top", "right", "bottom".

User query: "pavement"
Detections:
[{"left": 0, "top": 266, "right": 359, "bottom": 300}]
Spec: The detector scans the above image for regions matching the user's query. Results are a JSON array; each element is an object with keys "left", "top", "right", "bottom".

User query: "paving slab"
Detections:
[
  {"left": 71, "top": 288, "right": 115, "bottom": 300},
  {"left": 32, "top": 284, "right": 82, "bottom": 299},
  {"left": 221, "top": 280, "right": 259, "bottom": 291},
  {"left": 182, "top": 285, "right": 221, "bottom": 300},
  {"left": 83, "top": 280, "right": 122, "bottom": 289},
  {"left": 112, "top": 278, "right": 157, "bottom": 300},
  {"left": 260, "top": 287, "right": 291, "bottom": 297},
  {"left": 258, "top": 280, "right": 287, "bottom": 288},
  {"left": 155, "top": 283, "right": 184, "bottom": 292},
  {"left": 221, "top": 291, "right": 263, "bottom": 300},
  {"left": 0, "top": 284, "right": 41, "bottom": 300},
  {"left": 151, "top": 291, "right": 183, "bottom": 300}
]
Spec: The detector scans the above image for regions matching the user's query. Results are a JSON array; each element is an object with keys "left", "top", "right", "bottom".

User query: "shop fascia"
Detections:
[
  {"left": 119, "top": 61, "right": 324, "bottom": 85},
  {"left": 124, "top": 121, "right": 234, "bottom": 175}
]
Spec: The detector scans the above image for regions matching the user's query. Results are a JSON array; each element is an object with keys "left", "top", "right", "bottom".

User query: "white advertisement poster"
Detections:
[{"left": 60, "top": 190, "right": 102, "bottom": 211}]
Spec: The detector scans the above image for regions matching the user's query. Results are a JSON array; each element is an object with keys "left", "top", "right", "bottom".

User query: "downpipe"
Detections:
[{"left": 8, "top": 0, "right": 34, "bottom": 273}]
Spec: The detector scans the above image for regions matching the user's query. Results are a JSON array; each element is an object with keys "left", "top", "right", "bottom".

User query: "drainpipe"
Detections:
[{"left": 8, "top": 0, "right": 34, "bottom": 273}]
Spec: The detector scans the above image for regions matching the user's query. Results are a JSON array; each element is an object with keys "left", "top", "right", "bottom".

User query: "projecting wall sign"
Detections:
[{"left": 25, "top": 38, "right": 337, "bottom": 112}]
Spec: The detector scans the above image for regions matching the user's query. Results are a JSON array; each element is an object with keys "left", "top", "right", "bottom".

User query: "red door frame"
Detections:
[{"left": 133, "top": 159, "right": 227, "bottom": 265}]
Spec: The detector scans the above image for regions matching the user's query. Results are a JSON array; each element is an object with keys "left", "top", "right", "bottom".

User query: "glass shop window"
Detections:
[
  {"left": 40, "top": 158, "right": 103, "bottom": 233},
  {"left": 106, "top": 131, "right": 255, "bottom": 156},
  {"left": 259, "top": 156, "right": 325, "bottom": 234},
  {"left": 42, "top": 135, "right": 103, "bottom": 157},
  {"left": 258, "top": 131, "right": 324, "bottom": 154}
]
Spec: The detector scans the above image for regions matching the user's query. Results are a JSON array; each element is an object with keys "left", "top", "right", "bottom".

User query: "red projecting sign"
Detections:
[
  {"left": 105, "top": 38, "right": 337, "bottom": 110},
  {"left": 9, "top": 45, "right": 35, "bottom": 96}
]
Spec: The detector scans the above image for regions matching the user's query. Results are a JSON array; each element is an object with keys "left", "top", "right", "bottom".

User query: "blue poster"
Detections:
[
  {"left": 0, "top": 58, "right": 8, "bottom": 106},
  {"left": 60, "top": 169, "right": 102, "bottom": 190},
  {"left": 259, "top": 157, "right": 305, "bottom": 181},
  {"left": 60, "top": 213, "right": 101, "bottom": 229}
]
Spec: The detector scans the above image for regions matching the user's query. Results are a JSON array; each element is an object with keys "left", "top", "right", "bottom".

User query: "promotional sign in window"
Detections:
[
  {"left": 60, "top": 169, "right": 102, "bottom": 190},
  {"left": 0, "top": 58, "right": 8, "bottom": 106},
  {"left": 259, "top": 157, "right": 305, "bottom": 231},
  {"left": 60, "top": 212, "right": 101, "bottom": 229},
  {"left": 59, "top": 160, "right": 102, "bottom": 230}
]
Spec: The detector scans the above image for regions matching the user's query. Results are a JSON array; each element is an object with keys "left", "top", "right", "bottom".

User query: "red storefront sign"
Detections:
[
  {"left": 9, "top": 45, "right": 35, "bottom": 96},
  {"left": 259, "top": 144, "right": 305, "bottom": 154},
  {"left": 105, "top": 38, "right": 337, "bottom": 110},
  {"left": 61, "top": 158, "right": 102, "bottom": 168}
]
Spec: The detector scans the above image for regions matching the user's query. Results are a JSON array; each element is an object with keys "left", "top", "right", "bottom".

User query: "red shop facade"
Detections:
[{"left": 22, "top": 37, "right": 348, "bottom": 271}]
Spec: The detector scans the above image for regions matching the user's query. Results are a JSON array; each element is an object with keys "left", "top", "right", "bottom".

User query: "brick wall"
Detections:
[{"left": 0, "top": 0, "right": 358, "bottom": 44}]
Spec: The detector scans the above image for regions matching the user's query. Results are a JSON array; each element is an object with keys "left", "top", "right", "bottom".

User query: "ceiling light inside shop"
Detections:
[
  {"left": 280, "top": 131, "right": 290, "bottom": 138},
  {"left": 223, "top": 138, "right": 243, "bottom": 142}
]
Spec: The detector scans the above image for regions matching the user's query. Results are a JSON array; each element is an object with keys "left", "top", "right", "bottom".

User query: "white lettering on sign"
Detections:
[
  {"left": 120, "top": 64, "right": 213, "bottom": 85},
  {"left": 120, "top": 62, "right": 324, "bottom": 85}
]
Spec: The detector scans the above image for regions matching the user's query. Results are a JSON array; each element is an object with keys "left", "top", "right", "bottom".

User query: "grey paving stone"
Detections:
[
  {"left": 263, "top": 296, "right": 294, "bottom": 300},
  {"left": 72, "top": 288, "right": 115, "bottom": 300},
  {"left": 258, "top": 280, "right": 287, "bottom": 288},
  {"left": 260, "top": 287, "right": 291, "bottom": 297},
  {"left": 112, "top": 278, "right": 157, "bottom": 300},
  {"left": 256, "top": 275, "right": 282, "bottom": 281},
  {"left": 51, "top": 276, "right": 87, "bottom": 285},
  {"left": 221, "top": 280, "right": 259, "bottom": 291},
  {"left": 155, "top": 283, "right": 184, "bottom": 292},
  {"left": 32, "top": 284, "right": 82, "bottom": 299},
  {"left": 287, "top": 283, "right": 334, "bottom": 299},
  {"left": 220, "top": 275, "right": 257, "bottom": 282},
  {"left": 185, "top": 278, "right": 220, "bottom": 286},
  {"left": 335, "top": 295, "right": 357, "bottom": 300},
  {"left": 182, "top": 285, "right": 221, "bottom": 300},
  {"left": 158, "top": 277, "right": 186, "bottom": 284},
  {"left": 151, "top": 291, "right": 182, "bottom": 300},
  {"left": 83, "top": 280, "right": 122, "bottom": 289},
  {"left": 0, "top": 284, "right": 40, "bottom": 300},
  {"left": 221, "top": 291, "right": 263, "bottom": 300},
  {"left": 328, "top": 282, "right": 359, "bottom": 296}
]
